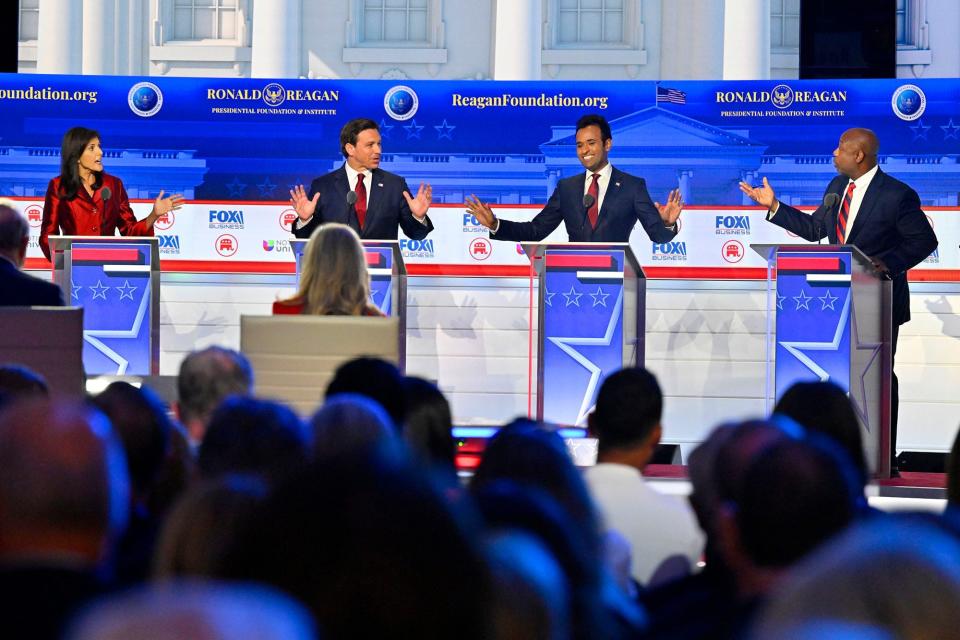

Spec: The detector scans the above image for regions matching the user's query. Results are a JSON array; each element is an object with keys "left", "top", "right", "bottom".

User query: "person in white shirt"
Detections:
[{"left": 583, "top": 367, "right": 704, "bottom": 587}]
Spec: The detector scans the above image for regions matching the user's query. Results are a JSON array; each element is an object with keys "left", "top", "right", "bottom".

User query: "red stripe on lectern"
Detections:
[
  {"left": 72, "top": 248, "right": 141, "bottom": 262},
  {"left": 776, "top": 257, "right": 841, "bottom": 272},
  {"left": 544, "top": 255, "right": 613, "bottom": 269},
  {"left": 365, "top": 252, "right": 383, "bottom": 266},
  {"left": 910, "top": 269, "right": 960, "bottom": 282},
  {"left": 158, "top": 260, "right": 297, "bottom": 274},
  {"left": 642, "top": 266, "right": 770, "bottom": 279},
  {"left": 408, "top": 264, "right": 530, "bottom": 277}
]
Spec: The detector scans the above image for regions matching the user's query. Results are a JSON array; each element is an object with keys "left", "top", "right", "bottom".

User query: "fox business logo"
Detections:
[
  {"left": 462, "top": 213, "right": 488, "bottom": 234},
  {"left": 715, "top": 215, "right": 750, "bottom": 235},
  {"left": 715, "top": 84, "right": 847, "bottom": 110},
  {"left": 158, "top": 235, "right": 181, "bottom": 255},
  {"left": 651, "top": 242, "right": 688, "bottom": 261},
  {"left": 923, "top": 247, "right": 940, "bottom": 264},
  {"left": 399, "top": 238, "right": 435, "bottom": 258},
  {"left": 209, "top": 209, "right": 245, "bottom": 230},
  {"left": 262, "top": 239, "right": 292, "bottom": 253},
  {"left": 206, "top": 84, "right": 340, "bottom": 107}
]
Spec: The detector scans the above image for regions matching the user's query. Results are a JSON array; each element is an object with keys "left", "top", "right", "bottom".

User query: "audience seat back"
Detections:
[{"left": 0, "top": 306, "right": 84, "bottom": 396}]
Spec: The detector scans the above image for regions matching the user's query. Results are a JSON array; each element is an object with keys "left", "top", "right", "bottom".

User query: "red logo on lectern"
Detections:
[
  {"left": 24, "top": 204, "right": 42, "bottom": 228},
  {"left": 154, "top": 211, "right": 175, "bottom": 230},
  {"left": 279, "top": 209, "right": 297, "bottom": 232},
  {"left": 216, "top": 234, "right": 238, "bottom": 257},
  {"left": 722, "top": 240, "right": 744, "bottom": 263},
  {"left": 469, "top": 237, "right": 492, "bottom": 261}
]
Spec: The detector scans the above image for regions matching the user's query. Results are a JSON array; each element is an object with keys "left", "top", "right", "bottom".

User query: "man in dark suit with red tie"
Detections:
[
  {"left": 290, "top": 118, "right": 434, "bottom": 241},
  {"left": 465, "top": 114, "right": 683, "bottom": 243},
  {"left": 0, "top": 203, "right": 64, "bottom": 307},
  {"left": 739, "top": 128, "right": 938, "bottom": 474}
]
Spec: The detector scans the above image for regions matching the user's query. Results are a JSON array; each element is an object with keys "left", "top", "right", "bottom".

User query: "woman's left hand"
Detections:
[{"left": 153, "top": 190, "right": 184, "bottom": 217}]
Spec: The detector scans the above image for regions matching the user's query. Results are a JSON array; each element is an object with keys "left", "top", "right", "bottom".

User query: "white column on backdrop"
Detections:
[
  {"left": 251, "top": 0, "right": 301, "bottom": 78},
  {"left": 723, "top": 0, "right": 771, "bottom": 80},
  {"left": 492, "top": 0, "right": 541, "bottom": 80},
  {"left": 37, "top": 0, "right": 83, "bottom": 74},
  {"left": 82, "top": 0, "right": 115, "bottom": 75}
]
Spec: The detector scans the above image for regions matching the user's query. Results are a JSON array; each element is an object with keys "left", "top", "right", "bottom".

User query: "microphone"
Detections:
[
  {"left": 579, "top": 193, "right": 596, "bottom": 232},
  {"left": 819, "top": 192, "right": 840, "bottom": 245},
  {"left": 101, "top": 186, "right": 112, "bottom": 202},
  {"left": 346, "top": 191, "right": 358, "bottom": 228}
]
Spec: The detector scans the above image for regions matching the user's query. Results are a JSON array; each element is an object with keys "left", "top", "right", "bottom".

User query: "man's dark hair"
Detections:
[
  {"left": 326, "top": 357, "right": 404, "bottom": 428},
  {"left": 177, "top": 347, "right": 253, "bottom": 426},
  {"left": 93, "top": 381, "right": 172, "bottom": 498},
  {"left": 591, "top": 367, "right": 662, "bottom": 453},
  {"left": 575, "top": 114, "right": 612, "bottom": 142},
  {"left": 736, "top": 435, "right": 859, "bottom": 568},
  {"left": 773, "top": 380, "right": 868, "bottom": 485},
  {"left": 0, "top": 204, "right": 29, "bottom": 253},
  {"left": 339, "top": 118, "right": 379, "bottom": 158},
  {"left": 198, "top": 396, "right": 309, "bottom": 485}
]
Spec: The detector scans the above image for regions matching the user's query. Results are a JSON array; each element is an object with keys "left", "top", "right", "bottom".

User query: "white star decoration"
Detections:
[
  {"left": 793, "top": 289, "right": 812, "bottom": 310},
  {"left": 116, "top": 280, "right": 138, "bottom": 301},
  {"left": 563, "top": 286, "right": 582, "bottom": 307}
]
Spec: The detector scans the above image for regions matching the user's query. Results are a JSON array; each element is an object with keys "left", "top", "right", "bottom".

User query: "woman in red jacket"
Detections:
[
  {"left": 39, "top": 126, "right": 183, "bottom": 260},
  {"left": 274, "top": 222, "right": 383, "bottom": 316}
]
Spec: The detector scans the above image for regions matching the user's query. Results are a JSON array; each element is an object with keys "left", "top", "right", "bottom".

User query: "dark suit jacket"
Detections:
[
  {"left": 491, "top": 167, "right": 678, "bottom": 244},
  {"left": 0, "top": 257, "right": 65, "bottom": 307},
  {"left": 292, "top": 165, "right": 433, "bottom": 241},
  {"left": 770, "top": 168, "right": 937, "bottom": 326}
]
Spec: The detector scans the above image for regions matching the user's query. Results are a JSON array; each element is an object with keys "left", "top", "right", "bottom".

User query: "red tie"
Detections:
[
  {"left": 587, "top": 173, "right": 600, "bottom": 229},
  {"left": 355, "top": 173, "right": 367, "bottom": 230},
  {"left": 836, "top": 181, "right": 855, "bottom": 243}
]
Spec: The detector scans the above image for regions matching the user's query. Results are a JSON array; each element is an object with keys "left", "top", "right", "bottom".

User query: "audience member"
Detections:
[
  {"left": 273, "top": 222, "right": 383, "bottom": 316},
  {"left": 325, "top": 356, "right": 405, "bottom": 427},
  {"left": 153, "top": 475, "right": 268, "bottom": 579},
  {"left": 93, "top": 381, "right": 175, "bottom": 585},
  {"left": 309, "top": 393, "right": 396, "bottom": 460},
  {"left": 68, "top": 582, "right": 317, "bottom": 640},
  {"left": 473, "top": 480, "right": 638, "bottom": 640},
  {"left": 945, "top": 421, "right": 960, "bottom": 509},
  {"left": 753, "top": 516, "right": 960, "bottom": 640},
  {"left": 198, "top": 396, "right": 309, "bottom": 485},
  {"left": 146, "top": 420, "right": 197, "bottom": 519},
  {"left": 175, "top": 346, "right": 253, "bottom": 444},
  {"left": 0, "top": 399, "right": 129, "bottom": 640},
  {"left": 642, "top": 419, "right": 798, "bottom": 640},
  {"left": 773, "top": 380, "right": 869, "bottom": 484},
  {"left": 223, "top": 448, "right": 493, "bottom": 639},
  {"left": 484, "top": 530, "right": 570, "bottom": 640},
  {"left": 0, "top": 364, "right": 49, "bottom": 409},
  {"left": 0, "top": 201, "right": 64, "bottom": 307},
  {"left": 584, "top": 368, "right": 704, "bottom": 586},
  {"left": 402, "top": 375, "right": 456, "bottom": 471}
]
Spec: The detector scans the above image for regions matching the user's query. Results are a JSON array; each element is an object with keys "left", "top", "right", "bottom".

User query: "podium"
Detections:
[
  {"left": 49, "top": 236, "right": 160, "bottom": 376},
  {"left": 290, "top": 239, "right": 407, "bottom": 363},
  {"left": 524, "top": 243, "right": 645, "bottom": 427},
  {"left": 752, "top": 243, "right": 893, "bottom": 477}
]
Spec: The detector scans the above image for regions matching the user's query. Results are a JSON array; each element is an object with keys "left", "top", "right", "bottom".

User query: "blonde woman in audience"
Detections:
[{"left": 273, "top": 222, "right": 382, "bottom": 316}]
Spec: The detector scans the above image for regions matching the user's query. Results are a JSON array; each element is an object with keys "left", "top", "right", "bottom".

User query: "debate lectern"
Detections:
[
  {"left": 523, "top": 243, "right": 645, "bottom": 427},
  {"left": 289, "top": 239, "right": 407, "bottom": 363},
  {"left": 49, "top": 236, "right": 160, "bottom": 376},
  {"left": 752, "top": 243, "right": 893, "bottom": 478}
]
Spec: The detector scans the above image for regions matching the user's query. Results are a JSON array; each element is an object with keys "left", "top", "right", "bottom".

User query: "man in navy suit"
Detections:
[
  {"left": 290, "top": 118, "right": 433, "bottom": 241},
  {"left": 739, "top": 128, "right": 938, "bottom": 474},
  {"left": 465, "top": 114, "right": 683, "bottom": 243},
  {"left": 0, "top": 203, "right": 64, "bottom": 307}
]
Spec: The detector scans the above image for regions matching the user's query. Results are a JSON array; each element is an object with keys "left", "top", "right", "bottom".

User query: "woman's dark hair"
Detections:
[
  {"left": 402, "top": 376, "right": 455, "bottom": 469},
  {"left": 773, "top": 380, "right": 868, "bottom": 485},
  {"left": 58, "top": 126, "right": 102, "bottom": 200}
]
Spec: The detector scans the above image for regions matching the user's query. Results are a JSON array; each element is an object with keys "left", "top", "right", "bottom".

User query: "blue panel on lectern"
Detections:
[
  {"left": 775, "top": 251, "right": 852, "bottom": 399},
  {"left": 542, "top": 249, "right": 626, "bottom": 426},
  {"left": 70, "top": 242, "right": 152, "bottom": 375},
  {"left": 366, "top": 246, "right": 394, "bottom": 315}
]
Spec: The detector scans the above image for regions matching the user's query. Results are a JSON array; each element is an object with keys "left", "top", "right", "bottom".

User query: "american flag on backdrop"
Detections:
[{"left": 656, "top": 86, "right": 687, "bottom": 104}]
